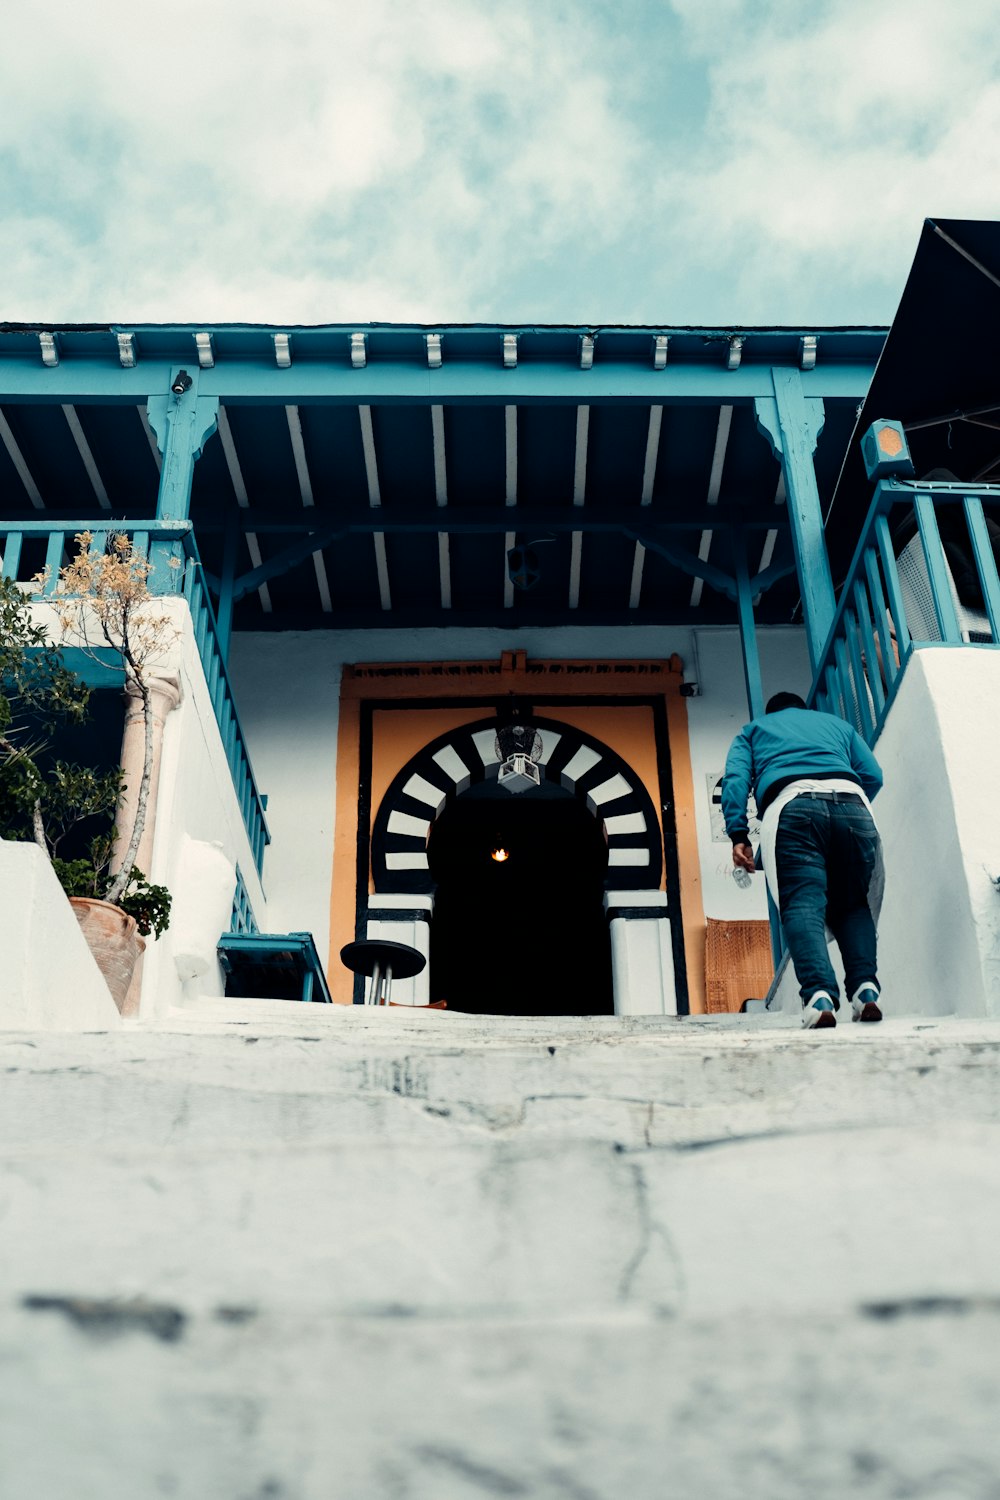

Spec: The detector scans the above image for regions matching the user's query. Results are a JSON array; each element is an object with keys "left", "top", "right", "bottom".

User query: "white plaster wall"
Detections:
[
  {"left": 877, "top": 649, "right": 1000, "bottom": 1017},
  {"left": 769, "top": 648, "right": 1000, "bottom": 1019},
  {"left": 229, "top": 624, "right": 812, "bottom": 963},
  {"left": 0, "top": 841, "right": 121, "bottom": 1030}
]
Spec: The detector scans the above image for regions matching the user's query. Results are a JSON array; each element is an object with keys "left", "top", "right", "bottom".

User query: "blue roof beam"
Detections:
[{"left": 0, "top": 359, "right": 875, "bottom": 406}]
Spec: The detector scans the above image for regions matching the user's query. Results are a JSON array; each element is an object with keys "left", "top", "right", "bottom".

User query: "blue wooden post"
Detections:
[
  {"left": 754, "top": 367, "right": 836, "bottom": 673},
  {"left": 734, "top": 531, "right": 764, "bottom": 720},
  {"left": 734, "top": 532, "right": 783, "bottom": 969},
  {"left": 146, "top": 372, "right": 219, "bottom": 593}
]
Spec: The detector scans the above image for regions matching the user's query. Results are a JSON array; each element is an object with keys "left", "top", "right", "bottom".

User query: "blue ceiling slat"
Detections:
[
  {"left": 585, "top": 405, "right": 650, "bottom": 505},
  {"left": 450, "top": 533, "right": 502, "bottom": 612},
  {"left": 446, "top": 406, "right": 506, "bottom": 509},
  {"left": 374, "top": 406, "right": 435, "bottom": 510},
  {"left": 73, "top": 405, "right": 160, "bottom": 513},
  {"left": 298, "top": 405, "right": 369, "bottom": 512},
  {"left": 1, "top": 404, "right": 90, "bottom": 508},
  {"left": 651, "top": 405, "right": 721, "bottom": 507},
  {"left": 383, "top": 531, "right": 438, "bottom": 607},
  {"left": 222, "top": 405, "right": 298, "bottom": 508},
  {"left": 323, "top": 533, "right": 383, "bottom": 613},
  {"left": 518, "top": 405, "right": 577, "bottom": 508},
  {"left": 578, "top": 530, "right": 637, "bottom": 611}
]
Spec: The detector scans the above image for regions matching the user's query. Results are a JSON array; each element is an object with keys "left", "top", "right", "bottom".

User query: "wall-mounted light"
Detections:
[
  {"left": 861, "top": 418, "right": 914, "bottom": 482},
  {"left": 171, "top": 369, "right": 193, "bottom": 395},
  {"left": 491, "top": 847, "right": 510, "bottom": 863}
]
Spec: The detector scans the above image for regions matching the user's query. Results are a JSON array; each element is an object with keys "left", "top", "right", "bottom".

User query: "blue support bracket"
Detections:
[
  {"left": 216, "top": 506, "right": 240, "bottom": 663},
  {"left": 625, "top": 528, "right": 738, "bottom": 602},
  {"left": 754, "top": 367, "right": 836, "bottom": 672}
]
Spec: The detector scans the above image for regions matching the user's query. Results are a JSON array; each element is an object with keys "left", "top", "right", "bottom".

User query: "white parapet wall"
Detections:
[
  {"left": 769, "top": 648, "right": 1000, "bottom": 1018},
  {"left": 27, "top": 596, "right": 266, "bottom": 1019},
  {"left": 0, "top": 841, "right": 121, "bottom": 1030}
]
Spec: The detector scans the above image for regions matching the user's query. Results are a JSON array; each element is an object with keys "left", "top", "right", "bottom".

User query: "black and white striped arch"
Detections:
[{"left": 371, "top": 716, "right": 662, "bottom": 894}]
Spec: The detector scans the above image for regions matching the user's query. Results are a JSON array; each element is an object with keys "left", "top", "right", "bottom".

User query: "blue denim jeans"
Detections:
[{"left": 774, "top": 795, "right": 880, "bottom": 1003}]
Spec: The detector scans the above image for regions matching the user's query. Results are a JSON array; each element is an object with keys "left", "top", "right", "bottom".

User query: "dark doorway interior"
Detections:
[{"left": 427, "top": 788, "right": 613, "bottom": 1015}]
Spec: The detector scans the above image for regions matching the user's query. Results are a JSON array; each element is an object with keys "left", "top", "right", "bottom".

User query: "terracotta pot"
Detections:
[{"left": 69, "top": 898, "right": 146, "bottom": 1014}]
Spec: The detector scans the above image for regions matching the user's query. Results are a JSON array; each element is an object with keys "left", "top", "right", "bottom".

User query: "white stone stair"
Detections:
[{"left": 4, "top": 1009, "right": 1000, "bottom": 1498}]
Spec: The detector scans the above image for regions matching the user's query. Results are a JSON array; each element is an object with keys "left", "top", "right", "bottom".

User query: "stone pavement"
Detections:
[{"left": 3, "top": 1005, "right": 1000, "bottom": 1498}]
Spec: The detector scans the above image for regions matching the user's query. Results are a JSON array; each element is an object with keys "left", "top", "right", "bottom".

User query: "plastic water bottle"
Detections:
[{"left": 732, "top": 865, "right": 752, "bottom": 890}]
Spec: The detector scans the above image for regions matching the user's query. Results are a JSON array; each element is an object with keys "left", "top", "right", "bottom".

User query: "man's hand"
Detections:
[{"left": 732, "top": 842, "right": 755, "bottom": 874}]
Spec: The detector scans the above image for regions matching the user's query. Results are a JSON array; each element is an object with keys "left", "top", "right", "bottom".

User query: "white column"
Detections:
[
  {"left": 603, "top": 890, "right": 677, "bottom": 1016},
  {"left": 366, "top": 894, "right": 434, "bottom": 1005},
  {"left": 112, "top": 672, "right": 181, "bottom": 1018},
  {"left": 111, "top": 673, "right": 182, "bottom": 881}
]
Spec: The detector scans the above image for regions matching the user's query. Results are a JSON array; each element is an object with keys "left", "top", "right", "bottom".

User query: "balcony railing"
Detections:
[
  {"left": 0, "top": 519, "right": 270, "bottom": 875},
  {"left": 808, "top": 480, "right": 1000, "bottom": 743}
]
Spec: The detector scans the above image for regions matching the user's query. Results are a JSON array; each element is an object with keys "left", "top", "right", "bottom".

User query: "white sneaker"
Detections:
[
  {"left": 802, "top": 991, "right": 838, "bottom": 1029},
  {"left": 851, "top": 984, "right": 882, "bottom": 1023}
]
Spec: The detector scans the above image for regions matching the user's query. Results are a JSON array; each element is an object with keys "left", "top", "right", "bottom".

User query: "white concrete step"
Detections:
[
  {"left": 5, "top": 1012, "right": 1000, "bottom": 1498},
  {"left": 4, "top": 1013, "right": 999, "bottom": 1148}
]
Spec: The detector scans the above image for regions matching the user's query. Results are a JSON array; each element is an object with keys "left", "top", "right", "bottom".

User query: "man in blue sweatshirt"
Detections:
[{"left": 722, "top": 692, "right": 884, "bottom": 1030}]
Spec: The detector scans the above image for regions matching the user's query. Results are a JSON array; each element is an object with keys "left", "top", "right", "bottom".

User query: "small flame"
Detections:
[{"left": 491, "top": 847, "right": 509, "bottom": 863}]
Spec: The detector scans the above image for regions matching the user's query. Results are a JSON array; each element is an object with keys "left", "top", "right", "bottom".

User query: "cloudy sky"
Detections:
[{"left": 3, "top": 0, "right": 998, "bottom": 327}]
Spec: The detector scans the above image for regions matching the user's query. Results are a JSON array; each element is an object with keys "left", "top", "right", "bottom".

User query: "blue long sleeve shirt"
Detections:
[{"left": 721, "top": 707, "right": 883, "bottom": 844}]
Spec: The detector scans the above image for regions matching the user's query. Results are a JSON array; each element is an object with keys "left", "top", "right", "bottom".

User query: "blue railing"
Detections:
[
  {"left": 808, "top": 480, "right": 1000, "bottom": 743},
  {"left": 230, "top": 865, "right": 260, "bottom": 935},
  {"left": 0, "top": 519, "right": 270, "bottom": 875}
]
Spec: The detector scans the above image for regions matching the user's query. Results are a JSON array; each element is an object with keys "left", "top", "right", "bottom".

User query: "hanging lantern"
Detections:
[{"left": 495, "top": 721, "right": 543, "bottom": 794}]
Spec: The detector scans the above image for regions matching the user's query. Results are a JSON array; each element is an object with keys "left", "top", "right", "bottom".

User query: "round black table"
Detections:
[{"left": 339, "top": 939, "right": 426, "bottom": 1006}]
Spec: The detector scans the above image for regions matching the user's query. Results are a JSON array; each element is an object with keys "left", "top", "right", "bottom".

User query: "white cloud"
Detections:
[
  {"left": 658, "top": 0, "right": 1000, "bottom": 320},
  {"left": 0, "top": 0, "right": 998, "bottom": 323}
]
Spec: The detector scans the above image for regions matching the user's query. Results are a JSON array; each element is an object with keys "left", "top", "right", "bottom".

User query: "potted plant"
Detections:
[{"left": 0, "top": 533, "right": 173, "bottom": 1009}]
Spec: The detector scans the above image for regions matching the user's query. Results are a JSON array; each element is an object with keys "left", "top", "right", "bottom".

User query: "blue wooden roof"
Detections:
[{"left": 0, "top": 321, "right": 885, "bottom": 630}]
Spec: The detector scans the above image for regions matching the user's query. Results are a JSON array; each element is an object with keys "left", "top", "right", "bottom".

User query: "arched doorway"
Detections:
[
  {"left": 427, "top": 782, "right": 613, "bottom": 1015},
  {"left": 363, "top": 712, "right": 680, "bottom": 1014}
]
